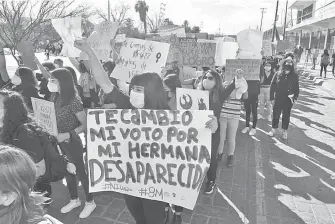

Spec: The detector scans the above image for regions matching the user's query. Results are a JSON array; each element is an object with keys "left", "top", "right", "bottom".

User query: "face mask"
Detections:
[
  {"left": 203, "top": 79, "right": 215, "bottom": 90},
  {"left": 47, "top": 82, "right": 59, "bottom": 92},
  {"left": 264, "top": 66, "right": 271, "bottom": 72},
  {"left": 130, "top": 91, "right": 145, "bottom": 109},
  {"left": 11, "top": 75, "right": 22, "bottom": 86}
]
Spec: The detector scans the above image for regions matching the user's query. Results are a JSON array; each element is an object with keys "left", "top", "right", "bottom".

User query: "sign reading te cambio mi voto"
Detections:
[{"left": 87, "top": 109, "right": 212, "bottom": 210}]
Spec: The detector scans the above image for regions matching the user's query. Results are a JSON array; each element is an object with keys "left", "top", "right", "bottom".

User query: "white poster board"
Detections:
[
  {"left": 31, "top": 98, "right": 58, "bottom": 136},
  {"left": 181, "top": 66, "right": 197, "bottom": 81},
  {"left": 236, "top": 29, "right": 262, "bottom": 59},
  {"left": 158, "top": 27, "right": 186, "bottom": 38},
  {"left": 262, "top": 40, "right": 273, "bottom": 57},
  {"left": 51, "top": 17, "right": 82, "bottom": 57},
  {"left": 111, "top": 38, "right": 170, "bottom": 82},
  {"left": 176, "top": 88, "right": 209, "bottom": 110},
  {"left": 225, "top": 59, "right": 261, "bottom": 82},
  {"left": 87, "top": 109, "right": 212, "bottom": 210}
]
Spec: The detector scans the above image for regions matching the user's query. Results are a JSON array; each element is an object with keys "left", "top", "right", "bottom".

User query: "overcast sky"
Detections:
[{"left": 80, "top": 0, "right": 296, "bottom": 34}]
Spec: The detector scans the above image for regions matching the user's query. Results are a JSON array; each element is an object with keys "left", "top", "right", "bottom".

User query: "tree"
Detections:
[
  {"left": 146, "top": 13, "right": 161, "bottom": 33},
  {"left": 183, "top": 20, "right": 191, "bottom": 33},
  {"left": 119, "top": 18, "right": 143, "bottom": 39},
  {"left": 163, "top": 18, "right": 174, "bottom": 26},
  {"left": 191, "top": 26, "right": 201, "bottom": 33},
  {"left": 0, "top": 0, "right": 91, "bottom": 64},
  {"left": 135, "top": 1, "right": 149, "bottom": 34},
  {"left": 95, "top": 3, "right": 130, "bottom": 27}
]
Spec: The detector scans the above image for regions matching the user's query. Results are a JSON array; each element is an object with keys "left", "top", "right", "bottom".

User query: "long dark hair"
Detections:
[
  {"left": 15, "top": 67, "right": 38, "bottom": 88},
  {"left": 198, "top": 70, "right": 223, "bottom": 104},
  {"left": 0, "top": 90, "right": 44, "bottom": 145},
  {"left": 279, "top": 58, "right": 296, "bottom": 75},
  {"left": 64, "top": 66, "right": 79, "bottom": 86},
  {"left": 323, "top": 49, "right": 329, "bottom": 56},
  {"left": 51, "top": 68, "right": 78, "bottom": 107},
  {"left": 130, "top": 73, "right": 169, "bottom": 110}
]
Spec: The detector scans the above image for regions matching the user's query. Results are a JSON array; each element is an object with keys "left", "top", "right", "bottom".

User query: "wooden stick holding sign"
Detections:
[
  {"left": 87, "top": 109, "right": 212, "bottom": 210},
  {"left": 31, "top": 98, "right": 58, "bottom": 136}
]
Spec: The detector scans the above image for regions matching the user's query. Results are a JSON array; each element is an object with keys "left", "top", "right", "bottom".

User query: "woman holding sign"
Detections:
[
  {"left": 74, "top": 38, "right": 219, "bottom": 224},
  {"left": 47, "top": 68, "right": 96, "bottom": 219}
]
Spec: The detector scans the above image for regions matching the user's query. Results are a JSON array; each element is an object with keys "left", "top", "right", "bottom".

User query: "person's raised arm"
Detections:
[
  {"left": 74, "top": 38, "right": 114, "bottom": 94},
  {"left": 33, "top": 56, "right": 51, "bottom": 79}
]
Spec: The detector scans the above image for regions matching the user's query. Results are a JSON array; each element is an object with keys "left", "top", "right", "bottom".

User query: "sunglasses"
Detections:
[{"left": 203, "top": 76, "right": 214, "bottom": 81}]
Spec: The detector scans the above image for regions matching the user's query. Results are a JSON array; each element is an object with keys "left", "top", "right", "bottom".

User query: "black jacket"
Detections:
[{"left": 270, "top": 71, "right": 299, "bottom": 101}]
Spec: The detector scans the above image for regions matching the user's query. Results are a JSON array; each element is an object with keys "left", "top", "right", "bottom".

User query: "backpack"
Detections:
[{"left": 322, "top": 55, "right": 330, "bottom": 65}]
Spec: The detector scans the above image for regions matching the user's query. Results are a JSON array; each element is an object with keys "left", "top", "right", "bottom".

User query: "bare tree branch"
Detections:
[{"left": 95, "top": 3, "right": 130, "bottom": 27}]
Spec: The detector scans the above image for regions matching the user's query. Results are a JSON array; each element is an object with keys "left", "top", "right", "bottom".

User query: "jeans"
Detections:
[
  {"left": 258, "top": 87, "right": 272, "bottom": 116},
  {"left": 124, "top": 195, "right": 166, "bottom": 224},
  {"left": 218, "top": 117, "right": 239, "bottom": 156},
  {"left": 60, "top": 133, "right": 93, "bottom": 202},
  {"left": 244, "top": 95, "right": 258, "bottom": 128},
  {"left": 320, "top": 63, "right": 328, "bottom": 77},
  {"left": 206, "top": 124, "right": 221, "bottom": 182},
  {"left": 272, "top": 97, "right": 293, "bottom": 130},
  {"left": 312, "top": 58, "right": 317, "bottom": 69}
]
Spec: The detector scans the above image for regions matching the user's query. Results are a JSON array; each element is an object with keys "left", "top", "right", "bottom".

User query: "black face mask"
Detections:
[{"left": 284, "top": 64, "right": 293, "bottom": 71}]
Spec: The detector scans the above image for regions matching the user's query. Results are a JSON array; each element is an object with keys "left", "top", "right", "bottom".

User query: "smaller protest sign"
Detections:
[
  {"left": 180, "top": 38, "right": 216, "bottom": 67},
  {"left": 176, "top": 88, "right": 209, "bottom": 110},
  {"left": 262, "top": 40, "right": 273, "bottom": 57},
  {"left": 225, "top": 59, "right": 262, "bottom": 82},
  {"left": 180, "top": 66, "right": 197, "bottom": 80},
  {"left": 158, "top": 27, "right": 186, "bottom": 38},
  {"left": 111, "top": 38, "right": 170, "bottom": 82},
  {"left": 115, "top": 34, "right": 126, "bottom": 43},
  {"left": 237, "top": 29, "right": 262, "bottom": 59},
  {"left": 17, "top": 40, "right": 38, "bottom": 70},
  {"left": 31, "top": 98, "right": 58, "bottom": 136},
  {"left": 52, "top": 16, "right": 82, "bottom": 57}
]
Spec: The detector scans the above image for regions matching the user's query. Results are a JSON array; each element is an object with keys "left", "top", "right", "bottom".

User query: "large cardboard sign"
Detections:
[
  {"left": 17, "top": 40, "right": 38, "bottom": 70},
  {"left": 148, "top": 35, "right": 182, "bottom": 64},
  {"left": 179, "top": 38, "right": 216, "bottom": 67},
  {"left": 225, "top": 59, "right": 261, "bottom": 82},
  {"left": 236, "top": 29, "right": 262, "bottom": 59},
  {"left": 176, "top": 88, "right": 209, "bottom": 111},
  {"left": 31, "top": 98, "right": 58, "bottom": 136},
  {"left": 158, "top": 27, "right": 186, "bottom": 38},
  {"left": 262, "top": 40, "right": 273, "bottom": 57},
  {"left": 111, "top": 38, "right": 170, "bottom": 82},
  {"left": 87, "top": 109, "right": 212, "bottom": 209},
  {"left": 52, "top": 17, "right": 82, "bottom": 57}
]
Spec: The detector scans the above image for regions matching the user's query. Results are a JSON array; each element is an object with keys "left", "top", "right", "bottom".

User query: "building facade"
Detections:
[{"left": 287, "top": 0, "right": 335, "bottom": 50}]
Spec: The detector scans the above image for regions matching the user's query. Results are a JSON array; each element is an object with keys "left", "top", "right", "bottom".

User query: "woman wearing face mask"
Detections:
[
  {"left": 268, "top": 58, "right": 299, "bottom": 140},
  {"left": 258, "top": 60, "right": 275, "bottom": 121},
  {"left": 74, "top": 39, "right": 218, "bottom": 224},
  {"left": 197, "top": 70, "right": 245, "bottom": 194},
  {"left": 11, "top": 67, "right": 41, "bottom": 111},
  {"left": 47, "top": 68, "right": 96, "bottom": 219}
]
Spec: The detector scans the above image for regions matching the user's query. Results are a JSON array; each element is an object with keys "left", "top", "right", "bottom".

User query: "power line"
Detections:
[{"left": 260, "top": 8, "right": 266, "bottom": 31}]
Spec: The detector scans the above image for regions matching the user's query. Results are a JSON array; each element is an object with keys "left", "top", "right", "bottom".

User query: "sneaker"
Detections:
[
  {"left": 241, "top": 127, "right": 250, "bottom": 134},
  {"left": 249, "top": 128, "right": 257, "bottom": 136},
  {"left": 61, "top": 199, "right": 81, "bottom": 214},
  {"left": 227, "top": 155, "right": 234, "bottom": 167},
  {"left": 171, "top": 213, "right": 183, "bottom": 224},
  {"left": 267, "top": 115, "right": 272, "bottom": 122},
  {"left": 257, "top": 114, "right": 263, "bottom": 119},
  {"left": 282, "top": 130, "right": 288, "bottom": 140},
  {"left": 204, "top": 181, "right": 215, "bottom": 194},
  {"left": 79, "top": 201, "right": 96, "bottom": 219},
  {"left": 268, "top": 128, "right": 277, "bottom": 137}
]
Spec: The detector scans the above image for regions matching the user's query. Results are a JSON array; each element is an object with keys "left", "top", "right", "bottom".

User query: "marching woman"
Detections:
[
  {"left": 0, "top": 146, "right": 60, "bottom": 224},
  {"left": 74, "top": 38, "right": 218, "bottom": 224},
  {"left": 268, "top": 58, "right": 299, "bottom": 140},
  {"left": 10, "top": 67, "right": 41, "bottom": 111},
  {"left": 47, "top": 68, "right": 96, "bottom": 218},
  {"left": 197, "top": 69, "right": 246, "bottom": 193},
  {"left": 215, "top": 69, "right": 248, "bottom": 168}
]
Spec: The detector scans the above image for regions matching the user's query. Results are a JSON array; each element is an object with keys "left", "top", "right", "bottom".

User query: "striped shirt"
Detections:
[{"left": 220, "top": 97, "right": 241, "bottom": 119}]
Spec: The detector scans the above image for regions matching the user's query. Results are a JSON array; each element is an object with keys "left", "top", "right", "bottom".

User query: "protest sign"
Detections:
[
  {"left": 17, "top": 40, "right": 38, "bottom": 70},
  {"left": 111, "top": 38, "right": 170, "bottom": 82},
  {"left": 80, "top": 21, "right": 119, "bottom": 60},
  {"left": 262, "top": 40, "right": 273, "bottom": 57},
  {"left": 180, "top": 66, "right": 197, "bottom": 81},
  {"left": 115, "top": 34, "right": 126, "bottom": 43},
  {"left": 148, "top": 35, "right": 182, "bottom": 65},
  {"left": 225, "top": 59, "right": 262, "bottom": 81},
  {"left": 158, "top": 27, "right": 186, "bottom": 38},
  {"left": 176, "top": 88, "right": 209, "bottom": 111},
  {"left": 237, "top": 29, "right": 262, "bottom": 59},
  {"left": 31, "top": 98, "right": 58, "bottom": 136},
  {"left": 87, "top": 109, "right": 212, "bottom": 209},
  {"left": 52, "top": 17, "right": 82, "bottom": 57},
  {"left": 179, "top": 38, "right": 216, "bottom": 67}
]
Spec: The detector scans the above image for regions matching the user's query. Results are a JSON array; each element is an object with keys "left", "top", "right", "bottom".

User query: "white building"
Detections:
[{"left": 287, "top": 0, "right": 335, "bottom": 50}]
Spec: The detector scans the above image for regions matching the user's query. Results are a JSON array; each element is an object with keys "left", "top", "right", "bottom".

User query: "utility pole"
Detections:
[
  {"left": 108, "top": 0, "right": 111, "bottom": 21},
  {"left": 283, "top": 0, "right": 288, "bottom": 40},
  {"left": 272, "top": 0, "right": 279, "bottom": 42},
  {"left": 260, "top": 8, "right": 266, "bottom": 31}
]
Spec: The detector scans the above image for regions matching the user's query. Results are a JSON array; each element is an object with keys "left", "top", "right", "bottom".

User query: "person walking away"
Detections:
[
  {"left": 312, "top": 46, "right": 319, "bottom": 70},
  {"left": 320, "top": 49, "right": 330, "bottom": 78},
  {"left": 258, "top": 60, "right": 275, "bottom": 121},
  {"left": 306, "top": 48, "right": 311, "bottom": 62},
  {"left": 268, "top": 58, "right": 299, "bottom": 140}
]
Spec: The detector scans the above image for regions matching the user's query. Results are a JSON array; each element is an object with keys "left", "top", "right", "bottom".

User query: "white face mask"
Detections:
[
  {"left": 203, "top": 79, "right": 215, "bottom": 90},
  {"left": 11, "top": 75, "right": 22, "bottom": 86},
  {"left": 130, "top": 91, "right": 145, "bottom": 109},
  {"left": 47, "top": 82, "right": 59, "bottom": 92},
  {"left": 264, "top": 66, "right": 271, "bottom": 72}
]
